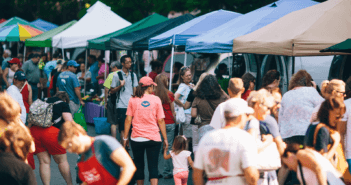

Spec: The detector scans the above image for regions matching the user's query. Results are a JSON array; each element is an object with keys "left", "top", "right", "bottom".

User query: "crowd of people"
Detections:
[{"left": 0, "top": 50, "right": 351, "bottom": 185}]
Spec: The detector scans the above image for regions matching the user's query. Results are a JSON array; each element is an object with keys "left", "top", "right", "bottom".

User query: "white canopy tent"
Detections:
[{"left": 52, "top": 1, "right": 131, "bottom": 49}]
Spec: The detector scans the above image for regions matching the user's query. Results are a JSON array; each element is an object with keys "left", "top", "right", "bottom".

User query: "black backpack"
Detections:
[{"left": 109, "top": 71, "right": 135, "bottom": 107}]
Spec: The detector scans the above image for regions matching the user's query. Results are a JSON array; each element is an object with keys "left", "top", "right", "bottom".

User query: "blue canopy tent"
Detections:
[
  {"left": 185, "top": 0, "right": 320, "bottom": 53},
  {"left": 149, "top": 10, "right": 241, "bottom": 50},
  {"left": 31, "top": 18, "right": 58, "bottom": 31},
  {"left": 149, "top": 10, "right": 241, "bottom": 89}
]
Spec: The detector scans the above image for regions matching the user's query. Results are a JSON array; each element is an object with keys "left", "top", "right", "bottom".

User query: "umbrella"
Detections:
[
  {"left": 0, "top": 24, "right": 44, "bottom": 41},
  {"left": 0, "top": 16, "right": 44, "bottom": 31},
  {"left": 31, "top": 18, "right": 58, "bottom": 31},
  {"left": 320, "top": 39, "right": 351, "bottom": 53},
  {"left": 232, "top": 0, "right": 351, "bottom": 56}
]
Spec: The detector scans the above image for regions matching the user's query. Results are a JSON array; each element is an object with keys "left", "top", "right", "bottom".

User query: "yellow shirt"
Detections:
[{"left": 103, "top": 71, "right": 118, "bottom": 89}]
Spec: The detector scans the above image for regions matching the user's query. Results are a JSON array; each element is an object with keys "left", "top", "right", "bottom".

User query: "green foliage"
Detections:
[{"left": 0, "top": 0, "right": 327, "bottom": 25}]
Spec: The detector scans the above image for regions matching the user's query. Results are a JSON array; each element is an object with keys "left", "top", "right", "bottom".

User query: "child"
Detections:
[{"left": 164, "top": 135, "right": 194, "bottom": 185}]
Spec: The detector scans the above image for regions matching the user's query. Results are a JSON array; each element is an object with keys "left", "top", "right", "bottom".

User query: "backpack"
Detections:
[
  {"left": 28, "top": 99, "right": 63, "bottom": 127},
  {"left": 109, "top": 71, "right": 135, "bottom": 106}
]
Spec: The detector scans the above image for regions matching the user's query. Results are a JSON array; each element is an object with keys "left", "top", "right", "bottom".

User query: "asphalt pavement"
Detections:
[{"left": 32, "top": 123, "right": 194, "bottom": 185}]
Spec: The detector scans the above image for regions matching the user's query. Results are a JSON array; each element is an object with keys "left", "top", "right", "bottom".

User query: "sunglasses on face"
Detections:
[{"left": 335, "top": 90, "right": 346, "bottom": 96}]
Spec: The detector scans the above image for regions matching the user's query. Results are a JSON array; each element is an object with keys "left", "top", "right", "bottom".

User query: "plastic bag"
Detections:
[
  {"left": 175, "top": 106, "right": 186, "bottom": 124},
  {"left": 74, "top": 106, "right": 88, "bottom": 131}
]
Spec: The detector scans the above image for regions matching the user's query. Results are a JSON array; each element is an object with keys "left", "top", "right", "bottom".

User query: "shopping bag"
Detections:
[
  {"left": 175, "top": 104, "right": 186, "bottom": 124},
  {"left": 93, "top": 117, "right": 111, "bottom": 135},
  {"left": 74, "top": 106, "right": 88, "bottom": 131}
]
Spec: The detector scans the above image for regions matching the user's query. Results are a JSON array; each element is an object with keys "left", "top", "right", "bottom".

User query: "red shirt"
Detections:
[
  {"left": 21, "top": 83, "right": 30, "bottom": 113},
  {"left": 148, "top": 71, "right": 158, "bottom": 82},
  {"left": 163, "top": 92, "right": 175, "bottom": 124}
]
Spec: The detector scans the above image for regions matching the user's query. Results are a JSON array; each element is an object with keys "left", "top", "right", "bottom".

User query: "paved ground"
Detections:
[{"left": 33, "top": 123, "right": 194, "bottom": 185}]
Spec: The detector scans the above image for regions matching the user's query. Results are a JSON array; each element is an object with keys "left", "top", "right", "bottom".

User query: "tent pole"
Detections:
[
  {"left": 169, "top": 46, "right": 175, "bottom": 91},
  {"left": 17, "top": 42, "right": 19, "bottom": 57},
  {"left": 184, "top": 52, "right": 187, "bottom": 66},
  {"left": 228, "top": 53, "right": 231, "bottom": 77},
  {"left": 23, "top": 46, "right": 26, "bottom": 62},
  {"left": 147, "top": 51, "right": 151, "bottom": 77},
  {"left": 62, "top": 48, "right": 64, "bottom": 60},
  {"left": 292, "top": 56, "right": 295, "bottom": 75},
  {"left": 84, "top": 49, "right": 87, "bottom": 97}
]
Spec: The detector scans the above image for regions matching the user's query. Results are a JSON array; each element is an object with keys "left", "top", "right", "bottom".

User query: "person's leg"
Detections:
[
  {"left": 111, "top": 124, "right": 118, "bottom": 138},
  {"left": 173, "top": 172, "right": 182, "bottom": 185},
  {"left": 130, "top": 140, "right": 146, "bottom": 184},
  {"left": 163, "top": 124, "right": 175, "bottom": 177},
  {"left": 192, "top": 125, "right": 199, "bottom": 154},
  {"left": 118, "top": 109, "right": 127, "bottom": 143},
  {"left": 146, "top": 141, "right": 162, "bottom": 185},
  {"left": 31, "top": 84, "right": 38, "bottom": 101},
  {"left": 37, "top": 151, "right": 51, "bottom": 185},
  {"left": 53, "top": 154, "right": 73, "bottom": 185},
  {"left": 180, "top": 171, "right": 189, "bottom": 185}
]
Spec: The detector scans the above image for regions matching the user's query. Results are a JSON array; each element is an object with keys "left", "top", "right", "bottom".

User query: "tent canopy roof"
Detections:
[
  {"left": 52, "top": 1, "right": 131, "bottom": 49},
  {"left": 110, "top": 14, "right": 194, "bottom": 51},
  {"left": 321, "top": 39, "right": 351, "bottom": 53},
  {"left": 149, "top": 10, "right": 241, "bottom": 50},
  {"left": 185, "top": 0, "right": 319, "bottom": 53},
  {"left": 31, "top": 18, "right": 58, "bottom": 31},
  {"left": 25, "top": 20, "right": 77, "bottom": 47},
  {"left": 87, "top": 13, "right": 168, "bottom": 50},
  {"left": 233, "top": 0, "right": 351, "bottom": 56}
]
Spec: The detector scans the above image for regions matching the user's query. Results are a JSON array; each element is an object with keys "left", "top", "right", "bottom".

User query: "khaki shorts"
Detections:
[{"left": 69, "top": 101, "right": 80, "bottom": 115}]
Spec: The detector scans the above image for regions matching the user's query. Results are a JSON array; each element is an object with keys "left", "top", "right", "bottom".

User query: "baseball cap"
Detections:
[
  {"left": 139, "top": 76, "right": 157, "bottom": 87},
  {"left": 67, "top": 60, "right": 80, "bottom": 67},
  {"left": 14, "top": 71, "right": 26, "bottom": 81},
  {"left": 8, "top": 58, "right": 21, "bottom": 65},
  {"left": 223, "top": 98, "right": 254, "bottom": 117}
]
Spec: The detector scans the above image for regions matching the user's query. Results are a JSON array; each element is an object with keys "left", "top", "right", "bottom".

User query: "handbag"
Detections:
[
  {"left": 193, "top": 99, "right": 216, "bottom": 125},
  {"left": 256, "top": 142, "right": 281, "bottom": 171}
]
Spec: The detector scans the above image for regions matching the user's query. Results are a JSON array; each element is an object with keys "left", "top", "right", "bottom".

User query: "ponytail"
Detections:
[
  {"left": 132, "top": 83, "right": 151, "bottom": 98},
  {"left": 321, "top": 80, "right": 330, "bottom": 95}
]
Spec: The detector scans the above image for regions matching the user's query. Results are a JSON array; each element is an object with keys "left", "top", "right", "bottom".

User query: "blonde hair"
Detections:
[
  {"left": 321, "top": 79, "right": 345, "bottom": 97},
  {"left": 247, "top": 89, "right": 274, "bottom": 108},
  {"left": 194, "top": 72, "right": 209, "bottom": 91}
]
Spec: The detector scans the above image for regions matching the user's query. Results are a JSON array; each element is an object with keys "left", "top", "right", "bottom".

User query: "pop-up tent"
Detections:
[
  {"left": 52, "top": 1, "right": 131, "bottom": 49},
  {"left": 149, "top": 10, "right": 241, "bottom": 50},
  {"left": 233, "top": 0, "right": 351, "bottom": 56},
  {"left": 87, "top": 13, "right": 168, "bottom": 50},
  {"left": 110, "top": 14, "right": 194, "bottom": 50},
  {"left": 25, "top": 20, "right": 77, "bottom": 47},
  {"left": 0, "top": 17, "right": 44, "bottom": 31},
  {"left": 185, "top": 0, "right": 319, "bottom": 53},
  {"left": 31, "top": 18, "right": 58, "bottom": 31},
  {"left": 321, "top": 39, "right": 351, "bottom": 53}
]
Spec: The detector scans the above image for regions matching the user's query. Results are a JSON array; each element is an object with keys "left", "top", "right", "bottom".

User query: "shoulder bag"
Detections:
[{"left": 193, "top": 99, "right": 216, "bottom": 125}]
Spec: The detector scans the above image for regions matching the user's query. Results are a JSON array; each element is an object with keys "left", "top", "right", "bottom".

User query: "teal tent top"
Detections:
[
  {"left": 0, "top": 16, "right": 44, "bottom": 31},
  {"left": 88, "top": 13, "right": 168, "bottom": 50},
  {"left": 25, "top": 20, "right": 77, "bottom": 47},
  {"left": 321, "top": 39, "right": 351, "bottom": 53}
]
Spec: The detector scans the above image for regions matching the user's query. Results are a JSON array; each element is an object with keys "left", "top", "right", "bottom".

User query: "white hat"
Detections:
[{"left": 224, "top": 98, "right": 254, "bottom": 117}]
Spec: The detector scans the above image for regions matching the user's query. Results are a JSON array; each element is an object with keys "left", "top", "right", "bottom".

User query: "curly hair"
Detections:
[
  {"left": 0, "top": 92, "right": 21, "bottom": 122},
  {"left": 288, "top": 70, "right": 313, "bottom": 90},
  {"left": 195, "top": 74, "right": 223, "bottom": 100},
  {"left": 247, "top": 89, "right": 275, "bottom": 108},
  {"left": 0, "top": 124, "right": 33, "bottom": 161},
  {"left": 317, "top": 97, "right": 345, "bottom": 129}
]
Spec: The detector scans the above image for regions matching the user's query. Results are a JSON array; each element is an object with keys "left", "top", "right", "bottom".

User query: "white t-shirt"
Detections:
[
  {"left": 7, "top": 85, "right": 27, "bottom": 124},
  {"left": 194, "top": 127, "right": 258, "bottom": 185},
  {"left": 170, "top": 150, "right": 191, "bottom": 175},
  {"left": 209, "top": 98, "right": 241, "bottom": 130},
  {"left": 297, "top": 149, "right": 344, "bottom": 185}
]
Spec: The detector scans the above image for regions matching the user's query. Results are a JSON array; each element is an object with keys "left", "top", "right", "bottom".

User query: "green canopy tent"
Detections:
[
  {"left": 320, "top": 39, "right": 351, "bottom": 53},
  {"left": 87, "top": 13, "right": 168, "bottom": 50},
  {"left": 25, "top": 20, "right": 77, "bottom": 47}
]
